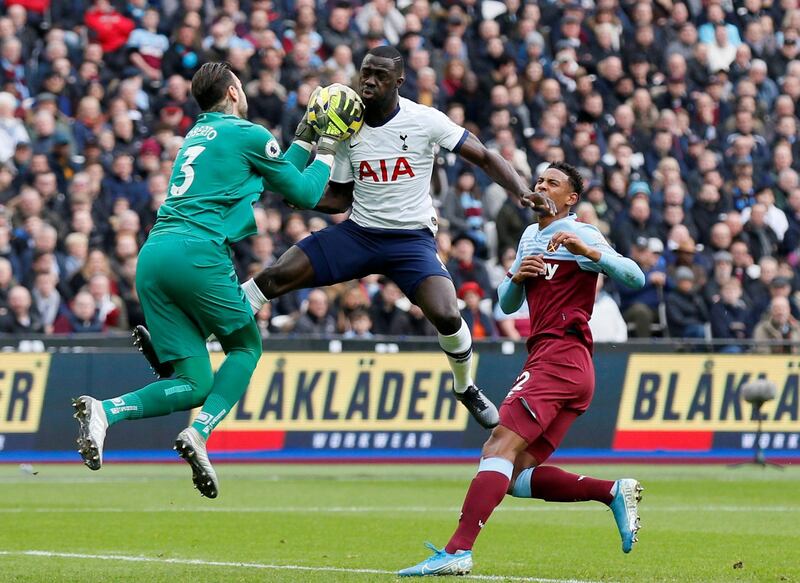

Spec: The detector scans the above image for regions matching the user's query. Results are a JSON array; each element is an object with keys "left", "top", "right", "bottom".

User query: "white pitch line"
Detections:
[
  {"left": 0, "top": 505, "right": 797, "bottom": 514},
  {"left": 0, "top": 550, "right": 602, "bottom": 583}
]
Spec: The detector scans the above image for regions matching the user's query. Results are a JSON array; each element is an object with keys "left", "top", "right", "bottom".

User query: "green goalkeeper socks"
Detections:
[
  {"left": 102, "top": 356, "right": 214, "bottom": 426},
  {"left": 191, "top": 321, "right": 262, "bottom": 439},
  {"left": 103, "top": 322, "right": 261, "bottom": 439}
]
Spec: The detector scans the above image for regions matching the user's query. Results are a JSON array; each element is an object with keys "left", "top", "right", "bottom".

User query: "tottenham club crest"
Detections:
[{"left": 265, "top": 139, "right": 281, "bottom": 158}]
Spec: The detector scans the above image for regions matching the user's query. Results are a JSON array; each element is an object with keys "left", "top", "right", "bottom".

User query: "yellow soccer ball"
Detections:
[{"left": 308, "top": 83, "right": 364, "bottom": 141}]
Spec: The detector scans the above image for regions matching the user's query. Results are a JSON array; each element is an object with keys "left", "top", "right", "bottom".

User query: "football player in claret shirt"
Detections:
[
  {"left": 135, "top": 45, "right": 557, "bottom": 429},
  {"left": 71, "top": 62, "right": 350, "bottom": 499},
  {"left": 398, "top": 162, "right": 647, "bottom": 577}
]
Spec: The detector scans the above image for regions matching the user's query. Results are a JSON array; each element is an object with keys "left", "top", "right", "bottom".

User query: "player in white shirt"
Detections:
[
  {"left": 136, "top": 46, "right": 556, "bottom": 429},
  {"left": 329, "top": 95, "right": 467, "bottom": 232},
  {"left": 242, "top": 46, "right": 557, "bottom": 428}
]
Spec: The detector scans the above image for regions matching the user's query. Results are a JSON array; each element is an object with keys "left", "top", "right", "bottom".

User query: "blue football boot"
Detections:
[
  {"left": 609, "top": 478, "right": 643, "bottom": 553},
  {"left": 398, "top": 542, "right": 473, "bottom": 577}
]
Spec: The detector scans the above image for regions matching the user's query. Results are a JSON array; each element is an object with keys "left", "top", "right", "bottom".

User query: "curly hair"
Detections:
[{"left": 547, "top": 161, "right": 584, "bottom": 199}]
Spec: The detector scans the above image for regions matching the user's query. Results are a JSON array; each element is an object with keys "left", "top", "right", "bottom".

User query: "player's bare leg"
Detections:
[
  {"left": 249, "top": 245, "right": 317, "bottom": 303},
  {"left": 510, "top": 451, "right": 643, "bottom": 553},
  {"left": 414, "top": 275, "right": 499, "bottom": 429},
  {"left": 398, "top": 426, "right": 525, "bottom": 576}
]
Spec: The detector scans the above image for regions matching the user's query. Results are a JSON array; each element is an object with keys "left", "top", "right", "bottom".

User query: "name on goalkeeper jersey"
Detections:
[
  {"left": 209, "top": 353, "right": 471, "bottom": 431},
  {"left": 185, "top": 125, "right": 217, "bottom": 140},
  {"left": 617, "top": 355, "right": 800, "bottom": 431}
]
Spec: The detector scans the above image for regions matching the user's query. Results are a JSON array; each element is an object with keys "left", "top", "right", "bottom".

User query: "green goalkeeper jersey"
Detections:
[{"left": 152, "top": 111, "right": 330, "bottom": 245}]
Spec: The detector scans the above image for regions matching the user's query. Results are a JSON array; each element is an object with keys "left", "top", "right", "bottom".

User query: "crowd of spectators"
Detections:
[{"left": 0, "top": 0, "right": 799, "bottom": 352}]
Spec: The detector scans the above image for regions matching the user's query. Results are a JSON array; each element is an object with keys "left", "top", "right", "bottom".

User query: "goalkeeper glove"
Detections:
[{"left": 311, "top": 90, "right": 362, "bottom": 156}]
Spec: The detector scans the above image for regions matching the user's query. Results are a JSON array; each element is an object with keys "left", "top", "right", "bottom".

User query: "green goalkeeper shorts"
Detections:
[{"left": 136, "top": 236, "right": 254, "bottom": 362}]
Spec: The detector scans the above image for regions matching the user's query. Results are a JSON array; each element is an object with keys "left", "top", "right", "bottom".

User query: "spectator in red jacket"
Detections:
[
  {"left": 85, "top": 0, "right": 135, "bottom": 71},
  {"left": 458, "top": 281, "right": 494, "bottom": 340}
]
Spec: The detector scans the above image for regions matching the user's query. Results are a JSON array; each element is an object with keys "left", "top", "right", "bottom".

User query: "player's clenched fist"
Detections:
[{"left": 511, "top": 254, "right": 546, "bottom": 284}]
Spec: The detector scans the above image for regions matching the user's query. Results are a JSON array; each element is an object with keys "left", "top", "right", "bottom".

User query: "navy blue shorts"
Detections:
[{"left": 296, "top": 219, "right": 452, "bottom": 300}]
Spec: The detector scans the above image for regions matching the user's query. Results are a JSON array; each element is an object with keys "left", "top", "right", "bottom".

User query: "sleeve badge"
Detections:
[{"left": 265, "top": 139, "right": 281, "bottom": 158}]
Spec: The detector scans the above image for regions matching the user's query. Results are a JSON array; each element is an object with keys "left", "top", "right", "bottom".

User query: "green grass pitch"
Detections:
[{"left": 1, "top": 463, "right": 798, "bottom": 582}]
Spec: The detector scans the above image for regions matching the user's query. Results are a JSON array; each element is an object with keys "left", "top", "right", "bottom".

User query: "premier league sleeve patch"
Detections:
[{"left": 265, "top": 139, "right": 281, "bottom": 158}]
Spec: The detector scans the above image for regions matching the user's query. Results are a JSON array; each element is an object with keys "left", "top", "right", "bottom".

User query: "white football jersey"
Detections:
[{"left": 331, "top": 97, "right": 467, "bottom": 233}]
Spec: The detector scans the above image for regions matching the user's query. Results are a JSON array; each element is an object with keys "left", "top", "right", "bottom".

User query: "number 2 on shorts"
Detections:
[{"left": 507, "top": 371, "right": 530, "bottom": 398}]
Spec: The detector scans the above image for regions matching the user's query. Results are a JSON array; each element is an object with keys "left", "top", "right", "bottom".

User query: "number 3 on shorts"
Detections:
[
  {"left": 506, "top": 371, "right": 530, "bottom": 398},
  {"left": 170, "top": 145, "right": 206, "bottom": 197}
]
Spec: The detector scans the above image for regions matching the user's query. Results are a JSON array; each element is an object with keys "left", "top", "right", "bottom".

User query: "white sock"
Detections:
[
  {"left": 438, "top": 318, "right": 474, "bottom": 393},
  {"left": 241, "top": 278, "right": 268, "bottom": 314}
]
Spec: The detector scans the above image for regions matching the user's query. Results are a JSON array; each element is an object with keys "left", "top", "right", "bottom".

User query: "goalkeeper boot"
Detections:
[
  {"left": 609, "top": 478, "right": 643, "bottom": 553},
  {"left": 454, "top": 385, "right": 499, "bottom": 429},
  {"left": 174, "top": 427, "right": 219, "bottom": 499},
  {"left": 397, "top": 542, "right": 473, "bottom": 577},
  {"left": 132, "top": 325, "right": 174, "bottom": 378},
  {"left": 73, "top": 396, "right": 108, "bottom": 470}
]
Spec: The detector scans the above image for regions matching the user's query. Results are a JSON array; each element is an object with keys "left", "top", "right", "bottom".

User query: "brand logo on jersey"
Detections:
[
  {"left": 265, "top": 139, "right": 281, "bottom": 158},
  {"left": 358, "top": 158, "right": 415, "bottom": 182},
  {"left": 399, "top": 134, "right": 408, "bottom": 151},
  {"left": 543, "top": 263, "right": 559, "bottom": 280}
]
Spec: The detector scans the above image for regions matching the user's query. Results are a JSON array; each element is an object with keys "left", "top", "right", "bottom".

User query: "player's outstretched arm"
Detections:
[
  {"left": 313, "top": 181, "right": 354, "bottom": 214},
  {"left": 548, "top": 231, "right": 646, "bottom": 290},
  {"left": 457, "top": 133, "right": 556, "bottom": 216},
  {"left": 243, "top": 124, "right": 333, "bottom": 209}
]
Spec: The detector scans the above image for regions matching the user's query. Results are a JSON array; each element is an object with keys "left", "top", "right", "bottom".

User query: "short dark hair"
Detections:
[
  {"left": 191, "top": 62, "right": 236, "bottom": 111},
  {"left": 349, "top": 308, "right": 371, "bottom": 321},
  {"left": 547, "top": 161, "right": 584, "bottom": 199},
  {"left": 366, "top": 46, "right": 404, "bottom": 74}
]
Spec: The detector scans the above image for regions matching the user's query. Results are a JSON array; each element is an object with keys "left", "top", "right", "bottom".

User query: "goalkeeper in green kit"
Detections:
[{"left": 72, "top": 62, "right": 361, "bottom": 498}]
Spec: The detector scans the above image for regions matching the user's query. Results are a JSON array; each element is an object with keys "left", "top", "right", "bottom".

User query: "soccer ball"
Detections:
[{"left": 308, "top": 83, "right": 364, "bottom": 140}]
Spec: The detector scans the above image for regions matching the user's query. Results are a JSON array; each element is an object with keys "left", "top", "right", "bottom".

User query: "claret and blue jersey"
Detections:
[{"left": 499, "top": 214, "right": 645, "bottom": 351}]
